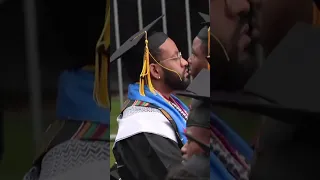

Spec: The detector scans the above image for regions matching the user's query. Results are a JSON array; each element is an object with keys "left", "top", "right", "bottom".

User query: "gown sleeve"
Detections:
[{"left": 113, "top": 132, "right": 183, "bottom": 180}]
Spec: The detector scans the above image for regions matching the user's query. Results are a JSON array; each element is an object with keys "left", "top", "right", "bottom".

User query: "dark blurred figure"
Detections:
[
  {"left": 0, "top": 110, "right": 3, "bottom": 162},
  {"left": 248, "top": 1, "right": 315, "bottom": 180},
  {"left": 166, "top": 155, "right": 209, "bottom": 180}
]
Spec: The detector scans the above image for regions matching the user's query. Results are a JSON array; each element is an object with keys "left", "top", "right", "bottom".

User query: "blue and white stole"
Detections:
[
  {"left": 56, "top": 69, "right": 110, "bottom": 125},
  {"left": 127, "top": 83, "right": 189, "bottom": 144},
  {"left": 210, "top": 113, "right": 253, "bottom": 180}
]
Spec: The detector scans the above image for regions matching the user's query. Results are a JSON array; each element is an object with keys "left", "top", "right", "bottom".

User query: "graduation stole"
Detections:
[
  {"left": 210, "top": 113, "right": 252, "bottom": 180},
  {"left": 127, "top": 83, "right": 189, "bottom": 145}
]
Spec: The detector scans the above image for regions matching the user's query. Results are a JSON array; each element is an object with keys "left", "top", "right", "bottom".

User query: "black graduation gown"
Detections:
[
  {"left": 0, "top": 111, "right": 3, "bottom": 161},
  {"left": 249, "top": 118, "right": 320, "bottom": 180},
  {"left": 113, "top": 132, "right": 183, "bottom": 180}
]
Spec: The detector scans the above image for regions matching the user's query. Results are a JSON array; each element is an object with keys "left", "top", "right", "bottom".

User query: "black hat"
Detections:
[
  {"left": 110, "top": 15, "right": 164, "bottom": 62},
  {"left": 198, "top": 12, "right": 210, "bottom": 60},
  {"left": 198, "top": 12, "right": 210, "bottom": 26},
  {"left": 197, "top": 26, "right": 209, "bottom": 42},
  {"left": 187, "top": 99, "right": 211, "bottom": 129},
  {"left": 209, "top": 22, "right": 320, "bottom": 122}
]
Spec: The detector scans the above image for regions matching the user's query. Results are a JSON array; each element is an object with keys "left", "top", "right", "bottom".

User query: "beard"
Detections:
[
  {"left": 211, "top": 33, "right": 259, "bottom": 91},
  {"left": 163, "top": 67, "right": 190, "bottom": 91}
]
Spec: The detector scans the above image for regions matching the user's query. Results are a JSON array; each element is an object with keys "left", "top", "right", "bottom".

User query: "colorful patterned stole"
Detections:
[{"left": 121, "top": 99, "right": 184, "bottom": 148}]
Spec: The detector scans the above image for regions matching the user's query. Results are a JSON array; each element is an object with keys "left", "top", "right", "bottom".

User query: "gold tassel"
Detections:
[
  {"left": 207, "top": 27, "right": 210, "bottom": 59},
  {"left": 139, "top": 31, "right": 156, "bottom": 96},
  {"left": 93, "top": 0, "right": 110, "bottom": 108}
]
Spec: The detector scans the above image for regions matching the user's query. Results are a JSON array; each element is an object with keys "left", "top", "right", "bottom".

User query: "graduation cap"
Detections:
[
  {"left": 110, "top": 15, "right": 164, "bottom": 62},
  {"left": 198, "top": 12, "right": 210, "bottom": 26},
  {"left": 187, "top": 99, "right": 211, "bottom": 129},
  {"left": 198, "top": 12, "right": 210, "bottom": 60},
  {"left": 208, "top": 22, "right": 320, "bottom": 123}
]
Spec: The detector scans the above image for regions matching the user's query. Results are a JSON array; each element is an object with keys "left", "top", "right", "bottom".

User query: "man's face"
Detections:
[
  {"left": 181, "top": 127, "right": 210, "bottom": 160},
  {"left": 158, "top": 38, "right": 191, "bottom": 90},
  {"left": 188, "top": 37, "right": 208, "bottom": 77},
  {"left": 210, "top": 0, "right": 252, "bottom": 62}
]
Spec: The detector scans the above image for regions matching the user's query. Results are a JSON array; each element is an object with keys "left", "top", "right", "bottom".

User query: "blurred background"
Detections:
[{"left": 0, "top": 0, "right": 105, "bottom": 179}]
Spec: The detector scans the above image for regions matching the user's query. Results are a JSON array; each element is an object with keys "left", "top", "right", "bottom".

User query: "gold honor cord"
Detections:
[
  {"left": 139, "top": 31, "right": 183, "bottom": 96},
  {"left": 211, "top": 32, "right": 230, "bottom": 62},
  {"left": 207, "top": 27, "right": 211, "bottom": 70},
  {"left": 93, "top": 0, "right": 110, "bottom": 108}
]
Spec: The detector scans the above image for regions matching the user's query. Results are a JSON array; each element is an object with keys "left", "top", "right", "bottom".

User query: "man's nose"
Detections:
[{"left": 181, "top": 57, "right": 189, "bottom": 67}]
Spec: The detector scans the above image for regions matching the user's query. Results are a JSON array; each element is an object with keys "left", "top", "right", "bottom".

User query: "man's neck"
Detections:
[{"left": 152, "top": 80, "right": 172, "bottom": 99}]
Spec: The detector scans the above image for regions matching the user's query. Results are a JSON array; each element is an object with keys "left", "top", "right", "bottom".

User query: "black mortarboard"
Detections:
[
  {"left": 110, "top": 15, "right": 164, "bottom": 62},
  {"left": 209, "top": 22, "right": 320, "bottom": 123},
  {"left": 198, "top": 12, "right": 210, "bottom": 60},
  {"left": 187, "top": 99, "right": 211, "bottom": 128},
  {"left": 111, "top": 15, "right": 171, "bottom": 96},
  {"left": 198, "top": 12, "right": 210, "bottom": 26},
  {"left": 197, "top": 26, "right": 209, "bottom": 42}
]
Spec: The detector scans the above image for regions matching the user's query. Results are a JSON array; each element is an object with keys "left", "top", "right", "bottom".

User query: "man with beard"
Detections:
[
  {"left": 210, "top": 0, "right": 259, "bottom": 91},
  {"left": 111, "top": 16, "right": 190, "bottom": 180},
  {"left": 210, "top": 0, "right": 320, "bottom": 179},
  {"left": 202, "top": 4, "right": 256, "bottom": 178}
]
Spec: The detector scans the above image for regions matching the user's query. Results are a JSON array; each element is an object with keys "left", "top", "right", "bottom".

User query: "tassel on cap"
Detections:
[
  {"left": 207, "top": 27, "right": 210, "bottom": 59},
  {"left": 207, "top": 26, "right": 211, "bottom": 70},
  {"left": 93, "top": 0, "right": 110, "bottom": 108},
  {"left": 139, "top": 31, "right": 156, "bottom": 96}
]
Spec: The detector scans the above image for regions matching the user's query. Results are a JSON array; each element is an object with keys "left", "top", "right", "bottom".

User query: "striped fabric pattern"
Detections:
[
  {"left": 210, "top": 119, "right": 250, "bottom": 180},
  {"left": 121, "top": 99, "right": 150, "bottom": 112},
  {"left": 72, "top": 121, "right": 109, "bottom": 140}
]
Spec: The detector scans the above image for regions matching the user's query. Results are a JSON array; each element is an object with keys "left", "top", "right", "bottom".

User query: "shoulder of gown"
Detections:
[{"left": 113, "top": 132, "right": 183, "bottom": 180}]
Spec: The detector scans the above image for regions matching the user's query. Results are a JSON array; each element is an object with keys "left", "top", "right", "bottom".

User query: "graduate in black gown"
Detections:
[
  {"left": 110, "top": 16, "right": 190, "bottom": 180},
  {"left": 210, "top": 23, "right": 320, "bottom": 180}
]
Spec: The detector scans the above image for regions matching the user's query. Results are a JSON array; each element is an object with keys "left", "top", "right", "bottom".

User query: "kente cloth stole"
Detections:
[
  {"left": 210, "top": 125, "right": 250, "bottom": 180},
  {"left": 121, "top": 99, "right": 184, "bottom": 148},
  {"left": 33, "top": 120, "right": 109, "bottom": 165}
]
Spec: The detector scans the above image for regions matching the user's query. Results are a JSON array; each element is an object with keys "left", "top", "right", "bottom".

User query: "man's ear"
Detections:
[{"left": 149, "top": 63, "right": 161, "bottom": 79}]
